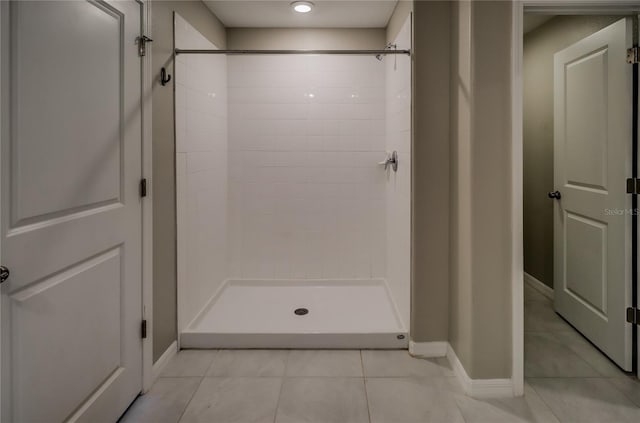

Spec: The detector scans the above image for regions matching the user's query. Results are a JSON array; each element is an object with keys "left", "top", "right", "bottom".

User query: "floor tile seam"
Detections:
[
  {"left": 526, "top": 336, "right": 609, "bottom": 376},
  {"left": 360, "top": 351, "right": 373, "bottom": 423},
  {"left": 283, "top": 374, "right": 365, "bottom": 378},
  {"left": 197, "top": 349, "right": 220, "bottom": 378},
  {"left": 363, "top": 375, "right": 455, "bottom": 380},
  {"left": 523, "top": 378, "right": 564, "bottom": 423},
  {"left": 525, "top": 377, "right": 640, "bottom": 422},
  {"left": 270, "top": 350, "right": 291, "bottom": 423},
  {"left": 526, "top": 376, "right": 625, "bottom": 381},
  {"left": 199, "top": 375, "right": 367, "bottom": 378},
  {"left": 601, "top": 378, "right": 640, "bottom": 409},
  {"left": 176, "top": 371, "right": 208, "bottom": 423},
  {"left": 525, "top": 375, "right": 613, "bottom": 379},
  {"left": 273, "top": 374, "right": 287, "bottom": 423},
  {"left": 449, "top": 391, "right": 472, "bottom": 423}
]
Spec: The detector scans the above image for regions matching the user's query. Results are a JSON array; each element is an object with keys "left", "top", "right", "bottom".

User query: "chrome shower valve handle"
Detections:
[{"left": 378, "top": 151, "right": 399, "bottom": 172}]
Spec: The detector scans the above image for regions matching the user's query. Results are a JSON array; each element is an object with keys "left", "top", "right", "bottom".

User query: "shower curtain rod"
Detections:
[{"left": 174, "top": 48, "right": 411, "bottom": 56}]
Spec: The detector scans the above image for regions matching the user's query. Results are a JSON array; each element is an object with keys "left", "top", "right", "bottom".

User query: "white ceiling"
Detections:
[{"left": 203, "top": 1, "right": 399, "bottom": 28}]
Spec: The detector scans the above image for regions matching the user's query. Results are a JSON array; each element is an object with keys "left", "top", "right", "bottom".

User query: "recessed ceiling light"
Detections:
[{"left": 291, "top": 1, "right": 313, "bottom": 13}]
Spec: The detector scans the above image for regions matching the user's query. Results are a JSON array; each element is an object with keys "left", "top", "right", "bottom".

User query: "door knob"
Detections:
[
  {"left": 0, "top": 265, "right": 9, "bottom": 283},
  {"left": 548, "top": 191, "right": 561, "bottom": 200}
]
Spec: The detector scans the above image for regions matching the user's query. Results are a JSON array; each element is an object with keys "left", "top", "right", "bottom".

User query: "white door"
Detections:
[
  {"left": 0, "top": 1, "right": 143, "bottom": 422},
  {"left": 553, "top": 18, "right": 634, "bottom": 371}
]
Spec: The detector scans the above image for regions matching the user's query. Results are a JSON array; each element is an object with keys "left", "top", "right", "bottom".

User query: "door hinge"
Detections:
[
  {"left": 627, "top": 178, "right": 640, "bottom": 194},
  {"left": 0, "top": 265, "right": 9, "bottom": 284},
  {"left": 140, "top": 178, "right": 147, "bottom": 198},
  {"left": 136, "top": 35, "right": 153, "bottom": 57},
  {"left": 627, "top": 46, "right": 639, "bottom": 64},
  {"left": 141, "top": 319, "right": 148, "bottom": 339},
  {"left": 626, "top": 307, "right": 639, "bottom": 325}
]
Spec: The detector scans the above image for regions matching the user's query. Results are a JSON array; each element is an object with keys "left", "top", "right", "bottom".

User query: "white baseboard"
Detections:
[
  {"left": 524, "top": 272, "right": 554, "bottom": 300},
  {"left": 409, "top": 341, "right": 448, "bottom": 357},
  {"left": 151, "top": 341, "right": 178, "bottom": 382},
  {"left": 446, "top": 343, "right": 515, "bottom": 398}
]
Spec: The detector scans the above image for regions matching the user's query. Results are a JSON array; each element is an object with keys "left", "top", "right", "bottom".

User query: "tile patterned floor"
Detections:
[{"left": 120, "top": 285, "right": 640, "bottom": 423}]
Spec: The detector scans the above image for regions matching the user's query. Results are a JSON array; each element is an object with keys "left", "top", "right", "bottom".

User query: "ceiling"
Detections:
[{"left": 203, "top": 1, "right": 399, "bottom": 28}]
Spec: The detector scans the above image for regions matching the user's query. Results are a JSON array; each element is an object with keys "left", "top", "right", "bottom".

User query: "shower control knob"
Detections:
[
  {"left": 0, "top": 265, "right": 9, "bottom": 284},
  {"left": 548, "top": 191, "right": 561, "bottom": 200},
  {"left": 378, "top": 151, "right": 399, "bottom": 172}
]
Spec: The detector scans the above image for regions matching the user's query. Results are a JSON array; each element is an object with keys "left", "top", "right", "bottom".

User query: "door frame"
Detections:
[
  {"left": 140, "top": 0, "right": 154, "bottom": 393},
  {"left": 512, "top": 0, "right": 640, "bottom": 395},
  {"left": 0, "top": 0, "right": 155, "bottom": 413}
]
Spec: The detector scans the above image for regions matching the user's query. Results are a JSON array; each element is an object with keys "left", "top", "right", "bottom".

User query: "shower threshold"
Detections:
[{"left": 180, "top": 279, "right": 408, "bottom": 349}]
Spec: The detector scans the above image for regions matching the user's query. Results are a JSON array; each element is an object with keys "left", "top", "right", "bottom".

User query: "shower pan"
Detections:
[
  {"left": 174, "top": 13, "right": 412, "bottom": 349},
  {"left": 181, "top": 279, "right": 406, "bottom": 348}
]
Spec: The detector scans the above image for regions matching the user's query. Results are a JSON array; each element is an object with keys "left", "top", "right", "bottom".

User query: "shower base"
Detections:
[{"left": 180, "top": 279, "right": 408, "bottom": 349}]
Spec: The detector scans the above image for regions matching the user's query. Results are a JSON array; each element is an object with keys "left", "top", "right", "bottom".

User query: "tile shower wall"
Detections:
[
  {"left": 227, "top": 55, "right": 387, "bottom": 280},
  {"left": 386, "top": 17, "right": 412, "bottom": 329},
  {"left": 175, "top": 14, "right": 228, "bottom": 330}
]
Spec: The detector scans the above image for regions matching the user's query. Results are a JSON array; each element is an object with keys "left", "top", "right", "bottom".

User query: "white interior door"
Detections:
[
  {"left": 0, "top": 1, "right": 143, "bottom": 422},
  {"left": 553, "top": 17, "right": 634, "bottom": 371}
]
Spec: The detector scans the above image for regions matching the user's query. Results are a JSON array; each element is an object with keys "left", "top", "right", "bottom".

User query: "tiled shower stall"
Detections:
[{"left": 175, "top": 13, "right": 412, "bottom": 348}]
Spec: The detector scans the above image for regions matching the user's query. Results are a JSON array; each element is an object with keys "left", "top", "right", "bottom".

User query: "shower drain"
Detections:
[{"left": 294, "top": 308, "right": 309, "bottom": 316}]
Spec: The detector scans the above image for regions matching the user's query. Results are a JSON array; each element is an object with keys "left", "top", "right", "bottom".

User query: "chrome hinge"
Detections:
[
  {"left": 141, "top": 319, "right": 148, "bottom": 339},
  {"left": 627, "top": 46, "right": 639, "bottom": 64},
  {"left": 626, "top": 178, "right": 640, "bottom": 194},
  {"left": 136, "top": 35, "right": 153, "bottom": 57},
  {"left": 140, "top": 178, "right": 147, "bottom": 198},
  {"left": 626, "top": 307, "right": 639, "bottom": 325}
]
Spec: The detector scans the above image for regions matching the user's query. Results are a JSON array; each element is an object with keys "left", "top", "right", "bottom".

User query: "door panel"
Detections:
[
  {"left": 1, "top": 1, "right": 143, "bottom": 422},
  {"left": 12, "top": 249, "right": 122, "bottom": 423},
  {"left": 554, "top": 17, "right": 633, "bottom": 370},
  {"left": 11, "top": 0, "right": 122, "bottom": 224},
  {"left": 565, "top": 48, "right": 608, "bottom": 191},
  {"left": 565, "top": 213, "right": 607, "bottom": 315}
]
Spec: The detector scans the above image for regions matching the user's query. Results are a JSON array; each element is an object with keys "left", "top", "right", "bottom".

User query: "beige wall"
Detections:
[
  {"left": 386, "top": 0, "right": 413, "bottom": 43},
  {"left": 151, "top": 0, "right": 226, "bottom": 362},
  {"left": 523, "top": 15, "right": 622, "bottom": 289},
  {"left": 449, "top": 0, "right": 473, "bottom": 373},
  {"left": 469, "top": 0, "right": 512, "bottom": 379},
  {"left": 411, "top": 0, "right": 451, "bottom": 343},
  {"left": 227, "top": 27, "right": 385, "bottom": 49},
  {"left": 449, "top": 0, "right": 513, "bottom": 379}
]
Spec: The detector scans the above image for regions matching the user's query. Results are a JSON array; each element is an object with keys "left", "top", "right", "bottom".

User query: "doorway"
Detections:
[
  {"left": 523, "top": 12, "right": 637, "bottom": 373},
  {"left": 513, "top": 6, "right": 638, "bottom": 420}
]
